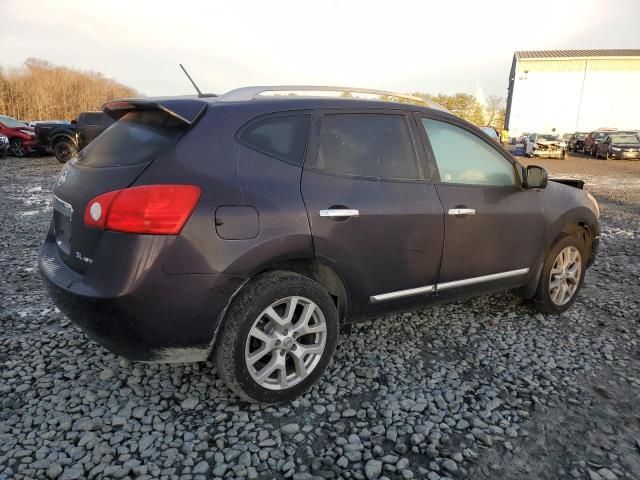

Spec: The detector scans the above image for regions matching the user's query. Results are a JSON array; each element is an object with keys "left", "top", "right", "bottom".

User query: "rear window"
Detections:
[
  {"left": 79, "top": 110, "right": 186, "bottom": 167},
  {"left": 238, "top": 114, "right": 311, "bottom": 165},
  {"left": 80, "top": 113, "right": 104, "bottom": 126}
]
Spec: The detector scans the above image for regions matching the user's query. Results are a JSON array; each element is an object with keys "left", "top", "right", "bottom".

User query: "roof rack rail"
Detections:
[{"left": 217, "top": 85, "right": 448, "bottom": 111}]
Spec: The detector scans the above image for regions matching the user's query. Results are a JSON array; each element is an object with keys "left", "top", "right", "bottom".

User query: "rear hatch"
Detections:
[{"left": 51, "top": 99, "right": 206, "bottom": 274}]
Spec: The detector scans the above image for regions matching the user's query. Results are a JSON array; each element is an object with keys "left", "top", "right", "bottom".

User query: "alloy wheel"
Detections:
[
  {"left": 549, "top": 246, "right": 582, "bottom": 306},
  {"left": 245, "top": 296, "right": 327, "bottom": 390},
  {"left": 10, "top": 139, "right": 25, "bottom": 157}
]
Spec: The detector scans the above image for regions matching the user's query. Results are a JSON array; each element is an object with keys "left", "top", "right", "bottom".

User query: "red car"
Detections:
[{"left": 0, "top": 115, "right": 39, "bottom": 157}]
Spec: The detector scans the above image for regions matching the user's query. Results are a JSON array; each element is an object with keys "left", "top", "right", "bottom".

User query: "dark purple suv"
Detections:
[{"left": 39, "top": 86, "right": 600, "bottom": 403}]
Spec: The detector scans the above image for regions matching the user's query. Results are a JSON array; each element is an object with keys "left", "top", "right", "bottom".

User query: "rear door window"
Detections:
[
  {"left": 314, "top": 113, "right": 420, "bottom": 180},
  {"left": 238, "top": 114, "right": 311, "bottom": 165},
  {"left": 80, "top": 110, "right": 186, "bottom": 167}
]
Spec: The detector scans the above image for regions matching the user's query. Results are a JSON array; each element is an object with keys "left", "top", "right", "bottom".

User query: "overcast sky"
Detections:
[{"left": 2, "top": 0, "right": 639, "bottom": 98}]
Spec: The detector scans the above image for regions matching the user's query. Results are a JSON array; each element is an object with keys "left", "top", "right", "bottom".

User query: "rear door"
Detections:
[
  {"left": 416, "top": 114, "right": 544, "bottom": 296},
  {"left": 301, "top": 110, "right": 445, "bottom": 319}
]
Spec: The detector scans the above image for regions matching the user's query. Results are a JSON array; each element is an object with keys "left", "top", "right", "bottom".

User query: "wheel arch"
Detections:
[
  {"left": 51, "top": 133, "right": 77, "bottom": 148},
  {"left": 252, "top": 258, "right": 350, "bottom": 324},
  {"left": 519, "top": 220, "right": 595, "bottom": 300}
]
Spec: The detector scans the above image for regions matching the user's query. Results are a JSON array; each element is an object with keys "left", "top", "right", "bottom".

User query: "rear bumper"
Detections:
[{"left": 39, "top": 233, "right": 245, "bottom": 362}]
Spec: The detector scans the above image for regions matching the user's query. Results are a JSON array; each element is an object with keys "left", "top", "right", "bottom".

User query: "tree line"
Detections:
[
  {"left": 377, "top": 92, "right": 505, "bottom": 129},
  {"left": 0, "top": 58, "right": 137, "bottom": 121},
  {"left": 1, "top": 58, "right": 506, "bottom": 129}
]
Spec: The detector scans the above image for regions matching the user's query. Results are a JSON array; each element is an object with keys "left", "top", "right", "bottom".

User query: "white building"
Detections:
[{"left": 505, "top": 49, "right": 640, "bottom": 136}]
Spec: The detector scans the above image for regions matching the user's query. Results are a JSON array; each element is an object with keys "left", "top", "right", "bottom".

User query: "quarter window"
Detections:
[
  {"left": 238, "top": 114, "right": 311, "bottom": 165},
  {"left": 315, "top": 114, "right": 420, "bottom": 180},
  {"left": 421, "top": 119, "right": 515, "bottom": 187}
]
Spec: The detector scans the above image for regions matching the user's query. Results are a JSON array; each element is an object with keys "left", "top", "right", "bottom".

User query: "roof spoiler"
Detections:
[{"left": 103, "top": 98, "right": 207, "bottom": 125}]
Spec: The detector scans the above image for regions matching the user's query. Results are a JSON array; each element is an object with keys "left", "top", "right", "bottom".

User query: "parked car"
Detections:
[
  {"left": 568, "top": 132, "right": 588, "bottom": 152},
  {"left": 76, "top": 111, "right": 114, "bottom": 150},
  {"left": 595, "top": 133, "right": 640, "bottom": 160},
  {"left": 583, "top": 130, "right": 616, "bottom": 156},
  {"left": 0, "top": 134, "right": 9, "bottom": 158},
  {"left": 0, "top": 115, "right": 39, "bottom": 157},
  {"left": 524, "top": 133, "right": 567, "bottom": 159},
  {"left": 479, "top": 126, "right": 499, "bottom": 142},
  {"left": 35, "top": 121, "right": 78, "bottom": 163},
  {"left": 39, "top": 86, "right": 600, "bottom": 403}
]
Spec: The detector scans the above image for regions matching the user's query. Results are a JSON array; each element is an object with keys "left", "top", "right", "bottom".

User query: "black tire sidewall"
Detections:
[
  {"left": 535, "top": 234, "right": 587, "bottom": 314},
  {"left": 54, "top": 140, "right": 77, "bottom": 163},
  {"left": 217, "top": 272, "right": 339, "bottom": 404}
]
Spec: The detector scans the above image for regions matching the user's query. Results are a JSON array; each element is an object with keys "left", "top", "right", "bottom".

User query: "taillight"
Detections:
[{"left": 84, "top": 185, "right": 201, "bottom": 235}]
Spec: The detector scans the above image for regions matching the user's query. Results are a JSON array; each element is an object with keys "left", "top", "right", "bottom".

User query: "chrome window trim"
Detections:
[
  {"left": 437, "top": 268, "right": 530, "bottom": 291},
  {"left": 370, "top": 285, "right": 434, "bottom": 303},
  {"left": 370, "top": 268, "right": 530, "bottom": 302}
]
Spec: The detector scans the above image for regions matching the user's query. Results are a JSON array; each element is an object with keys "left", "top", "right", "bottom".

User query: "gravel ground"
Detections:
[{"left": 1, "top": 154, "right": 639, "bottom": 480}]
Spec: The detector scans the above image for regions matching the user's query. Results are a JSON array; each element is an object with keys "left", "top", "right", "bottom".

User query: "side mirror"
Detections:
[{"left": 525, "top": 165, "right": 548, "bottom": 189}]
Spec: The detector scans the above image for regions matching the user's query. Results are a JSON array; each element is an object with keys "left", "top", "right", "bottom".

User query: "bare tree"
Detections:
[
  {"left": 485, "top": 95, "right": 506, "bottom": 129},
  {"left": 0, "top": 58, "right": 138, "bottom": 121}
]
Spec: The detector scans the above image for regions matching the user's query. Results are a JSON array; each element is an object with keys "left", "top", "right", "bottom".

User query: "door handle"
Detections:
[
  {"left": 319, "top": 209, "right": 359, "bottom": 218},
  {"left": 448, "top": 208, "right": 476, "bottom": 216}
]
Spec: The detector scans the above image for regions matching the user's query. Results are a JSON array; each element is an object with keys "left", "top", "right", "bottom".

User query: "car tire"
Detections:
[
  {"left": 534, "top": 234, "right": 587, "bottom": 314},
  {"left": 215, "top": 270, "right": 339, "bottom": 404},
  {"left": 53, "top": 139, "right": 78, "bottom": 163},
  {"left": 9, "top": 139, "right": 26, "bottom": 158}
]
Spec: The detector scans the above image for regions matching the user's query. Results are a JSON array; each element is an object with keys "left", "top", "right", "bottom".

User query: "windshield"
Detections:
[
  {"left": 0, "top": 115, "right": 27, "bottom": 128},
  {"left": 577, "top": 133, "right": 586, "bottom": 139},
  {"left": 538, "top": 134, "right": 559, "bottom": 141},
  {"left": 610, "top": 135, "right": 640, "bottom": 144},
  {"left": 594, "top": 132, "right": 611, "bottom": 140}
]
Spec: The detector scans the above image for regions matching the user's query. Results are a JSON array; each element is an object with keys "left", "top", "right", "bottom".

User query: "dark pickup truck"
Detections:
[{"left": 35, "top": 112, "right": 114, "bottom": 163}]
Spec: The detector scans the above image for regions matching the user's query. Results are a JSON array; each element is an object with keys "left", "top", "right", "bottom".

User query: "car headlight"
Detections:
[
  {"left": 611, "top": 147, "right": 621, "bottom": 151},
  {"left": 585, "top": 191, "right": 599, "bottom": 219}
]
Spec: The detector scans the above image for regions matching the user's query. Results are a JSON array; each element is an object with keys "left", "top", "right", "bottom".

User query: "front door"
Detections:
[
  {"left": 417, "top": 115, "right": 544, "bottom": 296},
  {"left": 301, "top": 111, "right": 445, "bottom": 319}
]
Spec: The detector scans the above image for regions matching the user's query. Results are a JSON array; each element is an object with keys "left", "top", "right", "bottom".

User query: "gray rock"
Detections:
[
  {"left": 597, "top": 469, "right": 618, "bottom": 480},
  {"left": 455, "top": 419, "right": 470, "bottom": 430},
  {"left": 193, "top": 461, "right": 209, "bottom": 474},
  {"left": 181, "top": 397, "right": 199, "bottom": 410},
  {"left": 47, "top": 463, "right": 63, "bottom": 479},
  {"left": 99, "top": 368, "right": 114, "bottom": 381},
  {"left": 441, "top": 459, "right": 458, "bottom": 473},
  {"left": 365, "top": 460, "right": 382, "bottom": 479},
  {"left": 281, "top": 423, "right": 300, "bottom": 435},
  {"left": 59, "top": 466, "right": 84, "bottom": 480}
]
